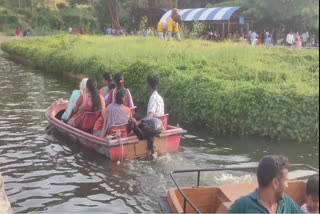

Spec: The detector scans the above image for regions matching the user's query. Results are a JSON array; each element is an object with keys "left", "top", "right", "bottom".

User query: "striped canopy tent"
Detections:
[{"left": 160, "top": 7, "right": 247, "bottom": 39}]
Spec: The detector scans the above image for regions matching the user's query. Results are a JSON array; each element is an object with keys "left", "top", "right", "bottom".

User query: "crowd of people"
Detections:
[
  {"left": 68, "top": 26, "right": 85, "bottom": 35},
  {"left": 15, "top": 25, "right": 30, "bottom": 38},
  {"left": 65, "top": 26, "right": 155, "bottom": 37},
  {"left": 199, "top": 27, "right": 319, "bottom": 48},
  {"left": 104, "top": 26, "right": 154, "bottom": 37},
  {"left": 61, "top": 72, "right": 165, "bottom": 141},
  {"left": 229, "top": 155, "right": 319, "bottom": 214}
]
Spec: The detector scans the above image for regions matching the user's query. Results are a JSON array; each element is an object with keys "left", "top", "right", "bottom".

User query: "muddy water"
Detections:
[{"left": 0, "top": 54, "right": 318, "bottom": 213}]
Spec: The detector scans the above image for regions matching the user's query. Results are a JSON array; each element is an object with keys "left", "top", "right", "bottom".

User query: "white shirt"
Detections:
[
  {"left": 302, "top": 33, "right": 308, "bottom": 42},
  {"left": 286, "top": 33, "right": 295, "bottom": 44},
  {"left": 147, "top": 91, "right": 164, "bottom": 117}
]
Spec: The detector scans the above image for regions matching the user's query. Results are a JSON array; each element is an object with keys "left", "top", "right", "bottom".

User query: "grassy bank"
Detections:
[{"left": 2, "top": 36, "right": 319, "bottom": 143}]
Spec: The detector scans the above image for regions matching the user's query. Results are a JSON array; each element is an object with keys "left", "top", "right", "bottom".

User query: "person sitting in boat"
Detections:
[
  {"left": 68, "top": 79, "right": 105, "bottom": 130},
  {"left": 147, "top": 76, "right": 164, "bottom": 118},
  {"left": 100, "top": 73, "right": 113, "bottom": 98},
  {"left": 105, "top": 82, "right": 116, "bottom": 102},
  {"left": 228, "top": 155, "right": 303, "bottom": 214},
  {"left": 61, "top": 78, "right": 88, "bottom": 123},
  {"left": 106, "top": 73, "right": 134, "bottom": 109},
  {"left": 129, "top": 75, "right": 164, "bottom": 127},
  {"left": 94, "top": 89, "right": 132, "bottom": 138},
  {"left": 301, "top": 177, "right": 319, "bottom": 214}
]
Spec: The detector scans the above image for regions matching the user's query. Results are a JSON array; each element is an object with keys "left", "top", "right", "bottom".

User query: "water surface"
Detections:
[{"left": 0, "top": 55, "right": 318, "bottom": 213}]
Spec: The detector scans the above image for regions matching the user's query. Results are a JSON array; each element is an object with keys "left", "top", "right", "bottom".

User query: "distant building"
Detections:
[{"left": 159, "top": 7, "right": 252, "bottom": 39}]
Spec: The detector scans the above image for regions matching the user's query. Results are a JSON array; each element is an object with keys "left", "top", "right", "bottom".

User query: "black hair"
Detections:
[
  {"left": 257, "top": 156, "right": 290, "bottom": 188},
  {"left": 307, "top": 177, "right": 319, "bottom": 197},
  {"left": 109, "top": 82, "right": 116, "bottom": 91},
  {"left": 147, "top": 76, "right": 160, "bottom": 91},
  {"left": 114, "top": 73, "right": 124, "bottom": 89},
  {"left": 87, "top": 79, "right": 101, "bottom": 112},
  {"left": 115, "top": 89, "right": 126, "bottom": 105},
  {"left": 103, "top": 73, "right": 112, "bottom": 82}
]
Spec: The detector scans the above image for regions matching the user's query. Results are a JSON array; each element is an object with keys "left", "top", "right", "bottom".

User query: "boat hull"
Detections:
[
  {"left": 46, "top": 101, "right": 186, "bottom": 161},
  {"left": 160, "top": 181, "right": 309, "bottom": 213}
]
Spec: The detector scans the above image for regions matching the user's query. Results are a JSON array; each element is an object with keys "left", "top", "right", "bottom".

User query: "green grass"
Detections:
[{"left": 2, "top": 35, "right": 319, "bottom": 143}]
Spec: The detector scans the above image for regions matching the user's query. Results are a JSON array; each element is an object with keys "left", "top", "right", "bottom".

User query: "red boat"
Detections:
[{"left": 46, "top": 101, "right": 187, "bottom": 161}]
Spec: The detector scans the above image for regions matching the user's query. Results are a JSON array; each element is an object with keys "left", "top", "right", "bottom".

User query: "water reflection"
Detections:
[{"left": 0, "top": 55, "right": 318, "bottom": 213}]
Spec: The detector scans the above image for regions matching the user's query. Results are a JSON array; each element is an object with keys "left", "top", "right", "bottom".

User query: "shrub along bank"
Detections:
[{"left": 2, "top": 36, "right": 319, "bottom": 143}]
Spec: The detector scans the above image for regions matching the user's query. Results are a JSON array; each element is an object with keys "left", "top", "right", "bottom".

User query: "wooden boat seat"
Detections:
[
  {"left": 167, "top": 181, "right": 308, "bottom": 214},
  {"left": 107, "top": 124, "right": 129, "bottom": 138},
  {"left": 219, "top": 183, "right": 257, "bottom": 203},
  {"left": 216, "top": 202, "right": 234, "bottom": 213},
  {"left": 285, "top": 180, "right": 307, "bottom": 206},
  {"left": 81, "top": 111, "right": 101, "bottom": 133},
  {"left": 156, "top": 114, "right": 169, "bottom": 130},
  {"left": 216, "top": 181, "right": 307, "bottom": 211}
]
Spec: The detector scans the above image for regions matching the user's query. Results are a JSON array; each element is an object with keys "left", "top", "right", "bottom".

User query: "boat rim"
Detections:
[
  {"left": 169, "top": 164, "right": 319, "bottom": 214},
  {"left": 45, "top": 101, "right": 188, "bottom": 148}
]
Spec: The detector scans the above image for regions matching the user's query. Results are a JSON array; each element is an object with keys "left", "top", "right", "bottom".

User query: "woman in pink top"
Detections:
[
  {"left": 16, "top": 28, "right": 21, "bottom": 37},
  {"left": 106, "top": 73, "right": 134, "bottom": 108},
  {"left": 296, "top": 34, "right": 303, "bottom": 50},
  {"left": 74, "top": 28, "right": 79, "bottom": 36},
  {"left": 68, "top": 79, "right": 105, "bottom": 130}
]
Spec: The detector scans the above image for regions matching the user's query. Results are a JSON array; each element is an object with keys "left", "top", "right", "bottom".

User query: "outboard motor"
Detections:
[{"left": 132, "top": 118, "right": 164, "bottom": 154}]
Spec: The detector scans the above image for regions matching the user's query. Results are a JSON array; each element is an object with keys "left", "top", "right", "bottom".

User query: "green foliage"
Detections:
[
  {"left": 209, "top": 0, "right": 319, "bottom": 31},
  {"left": 190, "top": 22, "right": 206, "bottom": 39},
  {"left": 0, "top": 0, "right": 101, "bottom": 35},
  {"left": 2, "top": 36, "right": 319, "bottom": 143},
  {"left": 140, "top": 16, "right": 148, "bottom": 30}
]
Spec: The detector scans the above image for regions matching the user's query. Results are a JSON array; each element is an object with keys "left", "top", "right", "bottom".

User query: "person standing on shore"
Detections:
[
  {"left": 16, "top": 27, "right": 21, "bottom": 37},
  {"left": 265, "top": 34, "right": 272, "bottom": 46},
  {"left": 106, "top": 26, "right": 112, "bottom": 36},
  {"left": 23, "top": 26, "right": 28, "bottom": 38},
  {"left": 80, "top": 27, "right": 85, "bottom": 35},
  {"left": 296, "top": 33, "right": 303, "bottom": 50},
  {"left": 286, "top": 31, "right": 295, "bottom": 47},
  {"left": 68, "top": 26, "right": 73, "bottom": 34},
  {"left": 74, "top": 28, "right": 79, "bottom": 36},
  {"left": 251, "top": 31, "right": 258, "bottom": 46}
]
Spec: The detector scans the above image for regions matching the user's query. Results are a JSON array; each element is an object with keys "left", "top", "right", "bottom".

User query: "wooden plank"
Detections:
[
  {"left": 0, "top": 173, "right": 12, "bottom": 214},
  {"left": 155, "top": 137, "right": 167, "bottom": 153}
]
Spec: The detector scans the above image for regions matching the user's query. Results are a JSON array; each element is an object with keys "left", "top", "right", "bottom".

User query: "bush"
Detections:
[{"left": 2, "top": 36, "right": 319, "bottom": 143}]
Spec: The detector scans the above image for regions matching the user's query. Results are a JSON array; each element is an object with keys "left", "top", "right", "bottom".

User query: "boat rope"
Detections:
[
  {"left": 105, "top": 132, "right": 123, "bottom": 163},
  {"left": 116, "top": 131, "right": 123, "bottom": 163}
]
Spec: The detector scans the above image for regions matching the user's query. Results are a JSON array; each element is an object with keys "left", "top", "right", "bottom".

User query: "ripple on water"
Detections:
[{"left": 0, "top": 55, "right": 318, "bottom": 213}]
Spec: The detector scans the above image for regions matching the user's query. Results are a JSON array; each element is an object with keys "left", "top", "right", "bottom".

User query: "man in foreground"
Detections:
[{"left": 228, "top": 155, "right": 303, "bottom": 213}]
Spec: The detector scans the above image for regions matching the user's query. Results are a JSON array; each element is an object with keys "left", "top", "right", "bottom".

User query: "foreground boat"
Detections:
[
  {"left": 159, "top": 165, "right": 319, "bottom": 214},
  {"left": 46, "top": 101, "right": 187, "bottom": 161},
  {"left": 0, "top": 173, "right": 12, "bottom": 214}
]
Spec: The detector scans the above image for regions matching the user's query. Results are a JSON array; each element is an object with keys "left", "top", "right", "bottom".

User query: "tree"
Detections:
[
  {"left": 107, "top": 0, "right": 121, "bottom": 29},
  {"left": 208, "top": 0, "right": 319, "bottom": 31}
]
